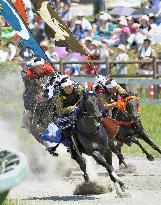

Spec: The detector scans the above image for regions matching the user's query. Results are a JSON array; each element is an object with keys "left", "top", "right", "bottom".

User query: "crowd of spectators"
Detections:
[{"left": 0, "top": 0, "right": 161, "bottom": 77}]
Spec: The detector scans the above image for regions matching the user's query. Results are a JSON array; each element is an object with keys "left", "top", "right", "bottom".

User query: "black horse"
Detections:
[
  {"left": 112, "top": 93, "right": 161, "bottom": 167},
  {"left": 68, "top": 92, "right": 127, "bottom": 193}
]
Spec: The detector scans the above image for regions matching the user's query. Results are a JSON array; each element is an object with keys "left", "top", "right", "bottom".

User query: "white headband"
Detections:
[
  {"left": 105, "top": 80, "right": 117, "bottom": 89},
  {"left": 32, "top": 58, "right": 45, "bottom": 67},
  {"left": 61, "top": 78, "right": 73, "bottom": 88}
]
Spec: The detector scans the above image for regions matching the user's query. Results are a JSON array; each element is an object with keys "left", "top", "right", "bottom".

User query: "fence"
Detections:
[{"left": 52, "top": 58, "right": 161, "bottom": 99}]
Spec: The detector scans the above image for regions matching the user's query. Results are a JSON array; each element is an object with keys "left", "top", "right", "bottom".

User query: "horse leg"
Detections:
[
  {"left": 70, "top": 148, "right": 89, "bottom": 182},
  {"left": 114, "top": 141, "right": 128, "bottom": 167},
  {"left": 132, "top": 138, "right": 154, "bottom": 161},
  {"left": 104, "top": 145, "right": 112, "bottom": 166},
  {"left": 140, "top": 129, "right": 161, "bottom": 155},
  {"left": 91, "top": 150, "right": 127, "bottom": 192},
  {"left": 109, "top": 140, "right": 127, "bottom": 167}
]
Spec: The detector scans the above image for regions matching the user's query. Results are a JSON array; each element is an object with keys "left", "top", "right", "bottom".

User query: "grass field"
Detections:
[
  {"left": 123, "top": 104, "right": 161, "bottom": 157},
  {"left": 2, "top": 199, "right": 25, "bottom": 205}
]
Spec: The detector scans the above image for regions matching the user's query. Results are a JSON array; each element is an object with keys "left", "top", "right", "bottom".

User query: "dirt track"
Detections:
[{"left": 9, "top": 156, "right": 161, "bottom": 205}]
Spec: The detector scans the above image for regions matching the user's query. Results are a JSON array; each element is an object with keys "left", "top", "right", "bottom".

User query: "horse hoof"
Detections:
[
  {"left": 121, "top": 184, "right": 128, "bottom": 192},
  {"left": 116, "top": 191, "right": 131, "bottom": 198},
  {"left": 147, "top": 155, "right": 154, "bottom": 161},
  {"left": 114, "top": 182, "right": 130, "bottom": 198}
]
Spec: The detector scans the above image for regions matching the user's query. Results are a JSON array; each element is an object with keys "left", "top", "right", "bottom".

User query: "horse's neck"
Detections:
[
  {"left": 77, "top": 117, "right": 98, "bottom": 134},
  {"left": 115, "top": 109, "right": 132, "bottom": 122}
]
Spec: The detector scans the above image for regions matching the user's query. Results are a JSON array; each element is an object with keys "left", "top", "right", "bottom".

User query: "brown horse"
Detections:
[{"left": 112, "top": 93, "right": 161, "bottom": 167}]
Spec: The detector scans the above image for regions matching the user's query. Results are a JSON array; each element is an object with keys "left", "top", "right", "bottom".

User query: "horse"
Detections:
[
  {"left": 67, "top": 92, "right": 127, "bottom": 193},
  {"left": 112, "top": 93, "right": 161, "bottom": 167}
]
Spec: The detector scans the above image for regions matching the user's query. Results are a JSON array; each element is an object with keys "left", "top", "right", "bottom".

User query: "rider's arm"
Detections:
[
  {"left": 98, "top": 94, "right": 118, "bottom": 110},
  {"left": 55, "top": 96, "right": 73, "bottom": 115},
  {"left": 102, "top": 102, "right": 118, "bottom": 110}
]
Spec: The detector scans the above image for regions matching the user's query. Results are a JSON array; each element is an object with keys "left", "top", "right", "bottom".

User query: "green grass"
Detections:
[
  {"left": 122, "top": 104, "right": 161, "bottom": 157},
  {"left": 0, "top": 61, "right": 20, "bottom": 73},
  {"left": 2, "top": 199, "right": 25, "bottom": 205}
]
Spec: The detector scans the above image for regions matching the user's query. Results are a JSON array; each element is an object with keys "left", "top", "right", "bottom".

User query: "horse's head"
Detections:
[
  {"left": 122, "top": 93, "right": 140, "bottom": 121},
  {"left": 80, "top": 91, "right": 102, "bottom": 123}
]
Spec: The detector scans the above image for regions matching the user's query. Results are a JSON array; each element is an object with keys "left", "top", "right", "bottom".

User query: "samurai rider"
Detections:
[
  {"left": 21, "top": 57, "right": 55, "bottom": 142},
  {"left": 41, "top": 75, "right": 84, "bottom": 156},
  {"left": 94, "top": 75, "right": 128, "bottom": 118}
]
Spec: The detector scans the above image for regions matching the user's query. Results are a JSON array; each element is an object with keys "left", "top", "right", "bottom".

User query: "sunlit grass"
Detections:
[
  {"left": 123, "top": 104, "right": 161, "bottom": 157},
  {"left": 3, "top": 199, "right": 25, "bottom": 205}
]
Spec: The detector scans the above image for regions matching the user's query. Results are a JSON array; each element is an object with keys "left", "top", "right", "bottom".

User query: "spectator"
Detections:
[
  {"left": 72, "top": 20, "right": 85, "bottom": 40},
  {"left": 59, "top": 2, "right": 72, "bottom": 27},
  {"left": 77, "top": 12, "right": 92, "bottom": 37},
  {"left": 99, "top": 39, "right": 113, "bottom": 76},
  {"left": 127, "top": 16, "right": 139, "bottom": 34},
  {"left": 94, "top": 13, "right": 115, "bottom": 40},
  {"left": 127, "top": 15, "right": 151, "bottom": 47},
  {"left": 115, "top": 44, "right": 129, "bottom": 75},
  {"left": 83, "top": 40, "right": 100, "bottom": 75},
  {"left": 137, "top": 38, "right": 156, "bottom": 75},
  {"left": 64, "top": 48, "right": 80, "bottom": 75},
  {"left": 108, "top": 18, "right": 130, "bottom": 46}
]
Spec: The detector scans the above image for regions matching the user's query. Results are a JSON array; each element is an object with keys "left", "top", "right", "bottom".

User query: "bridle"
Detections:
[{"left": 116, "top": 95, "right": 141, "bottom": 126}]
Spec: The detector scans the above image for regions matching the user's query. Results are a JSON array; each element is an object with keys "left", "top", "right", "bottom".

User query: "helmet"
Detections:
[
  {"left": 60, "top": 76, "right": 74, "bottom": 88},
  {"left": 94, "top": 75, "right": 107, "bottom": 88},
  {"left": 27, "top": 57, "right": 45, "bottom": 69},
  {"left": 105, "top": 79, "right": 117, "bottom": 89}
]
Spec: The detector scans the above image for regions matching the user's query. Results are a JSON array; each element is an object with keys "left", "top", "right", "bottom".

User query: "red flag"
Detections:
[{"left": 4, "top": 0, "right": 28, "bottom": 27}]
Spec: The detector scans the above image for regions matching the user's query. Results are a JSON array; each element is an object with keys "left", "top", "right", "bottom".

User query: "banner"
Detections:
[
  {"left": 4, "top": 0, "right": 28, "bottom": 27},
  {"left": 12, "top": 0, "right": 28, "bottom": 24},
  {"left": 31, "top": 0, "right": 86, "bottom": 56},
  {"left": 0, "top": 0, "right": 48, "bottom": 59}
]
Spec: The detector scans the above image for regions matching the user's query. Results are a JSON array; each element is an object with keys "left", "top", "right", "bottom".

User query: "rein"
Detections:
[
  {"left": 118, "top": 95, "right": 141, "bottom": 113},
  {"left": 116, "top": 95, "right": 141, "bottom": 126}
]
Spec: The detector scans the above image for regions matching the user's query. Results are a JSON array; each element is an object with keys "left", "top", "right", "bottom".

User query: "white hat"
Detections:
[
  {"left": 118, "top": 44, "right": 126, "bottom": 51},
  {"left": 149, "top": 13, "right": 154, "bottom": 17},
  {"left": 60, "top": 76, "right": 74, "bottom": 88},
  {"left": 119, "top": 16, "right": 126, "bottom": 21},
  {"left": 31, "top": 57, "right": 45, "bottom": 67},
  {"left": 74, "top": 20, "right": 82, "bottom": 25},
  {"left": 95, "top": 75, "right": 107, "bottom": 86},
  {"left": 91, "top": 40, "right": 99, "bottom": 47},
  {"left": 119, "top": 19, "right": 128, "bottom": 26},
  {"left": 140, "top": 15, "right": 149, "bottom": 22},
  {"left": 99, "top": 14, "right": 108, "bottom": 21},
  {"left": 105, "top": 79, "right": 117, "bottom": 89},
  {"left": 100, "top": 13, "right": 111, "bottom": 20},
  {"left": 84, "top": 36, "right": 92, "bottom": 42}
]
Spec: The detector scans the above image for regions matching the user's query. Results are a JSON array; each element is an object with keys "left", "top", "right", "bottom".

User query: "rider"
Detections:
[
  {"left": 54, "top": 75, "right": 83, "bottom": 115},
  {"left": 41, "top": 75, "right": 84, "bottom": 155},
  {"left": 21, "top": 57, "right": 55, "bottom": 136},
  {"left": 94, "top": 75, "right": 128, "bottom": 117}
]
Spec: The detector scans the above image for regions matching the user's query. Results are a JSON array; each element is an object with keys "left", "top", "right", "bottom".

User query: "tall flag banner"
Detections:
[
  {"left": 0, "top": 0, "right": 48, "bottom": 60},
  {"left": 31, "top": 0, "right": 86, "bottom": 56},
  {"left": 12, "top": 0, "right": 28, "bottom": 25},
  {"left": 4, "top": 0, "right": 28, "bottom": 26}
]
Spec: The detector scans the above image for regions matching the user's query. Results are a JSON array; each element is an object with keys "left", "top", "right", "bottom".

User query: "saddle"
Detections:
[{"left": 101, "top": 117, "right": 119, "bottom": 138}]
